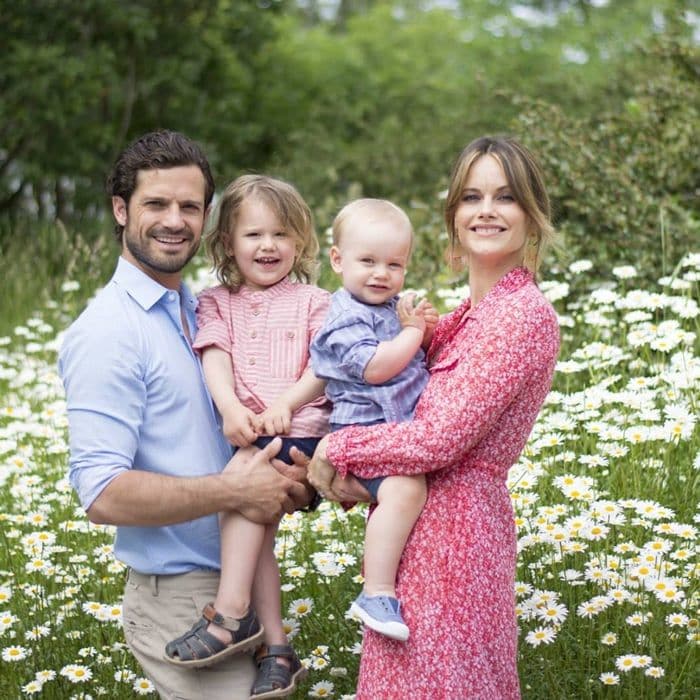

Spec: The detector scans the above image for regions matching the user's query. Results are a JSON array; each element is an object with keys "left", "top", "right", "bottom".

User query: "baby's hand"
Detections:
[
  {"left": 257, "top": 401, "right": 293, "bottom": 436},
  {"left": 223, "top": 406, "right": 259, "bottom": 447},
  {"left": 397, "top": 293, "right": 426, "bottom": 333},
  {"left": 421, "top": 300, "right": 440, "bottom": 346}
]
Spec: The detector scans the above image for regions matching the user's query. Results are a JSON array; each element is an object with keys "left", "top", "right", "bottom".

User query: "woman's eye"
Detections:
[{"left": 462, "top": 193, "right": 479, "bottom": 202}]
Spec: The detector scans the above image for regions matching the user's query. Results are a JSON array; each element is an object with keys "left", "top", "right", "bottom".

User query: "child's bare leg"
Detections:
[
  {"left": 362, "top": 473, "right": 427, "bottom": 597},
  {"left": 206, "top": 510, "right": 265, "bottom": 645},
  {"left": 252, "top": 523, "right": 291, "bottom": 666}
]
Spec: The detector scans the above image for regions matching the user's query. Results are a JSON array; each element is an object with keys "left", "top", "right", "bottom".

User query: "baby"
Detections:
[{"left": 310, "top": 198, "right": 437, "bottom": 641}]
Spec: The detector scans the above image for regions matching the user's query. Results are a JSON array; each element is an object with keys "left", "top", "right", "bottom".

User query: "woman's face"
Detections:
[{"left": 453, "top": 155, "right": 529, "bottom": 271}]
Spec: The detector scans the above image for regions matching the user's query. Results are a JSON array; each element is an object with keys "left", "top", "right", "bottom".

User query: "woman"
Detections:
[{"left": 308, "top": 136, "right": 560, "bottom": 699}]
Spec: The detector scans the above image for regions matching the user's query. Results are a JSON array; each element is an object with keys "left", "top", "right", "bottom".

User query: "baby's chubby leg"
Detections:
[{"left": 362, "top": 473, "right": 427, "bottom": 597}]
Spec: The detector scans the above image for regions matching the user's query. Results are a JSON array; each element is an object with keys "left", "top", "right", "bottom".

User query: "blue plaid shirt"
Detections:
[{"left": 310, "top": 288, "right": 429, "bottom": 426}]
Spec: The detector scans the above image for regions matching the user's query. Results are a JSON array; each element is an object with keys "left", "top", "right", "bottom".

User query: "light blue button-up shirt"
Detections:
[{"left": 58, "top": 257, "right": 232, "bottom": 574}]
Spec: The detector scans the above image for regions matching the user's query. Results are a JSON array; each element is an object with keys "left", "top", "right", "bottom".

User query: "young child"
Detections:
[
  {"left": 310, "top": 198, "right": 438, "bottom": 641},
  {"left": 164, "top": 175, "right": 330, "bottom": 699}
]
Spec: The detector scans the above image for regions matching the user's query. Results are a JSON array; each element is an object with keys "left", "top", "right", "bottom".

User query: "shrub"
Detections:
[{"left": 513, "top": 35, "right": 700, "bottom": 275}]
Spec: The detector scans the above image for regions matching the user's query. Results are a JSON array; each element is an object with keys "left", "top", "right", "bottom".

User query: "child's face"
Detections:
[
  {"left": 227, "top": 196, "right": 297, "bottom": 291},
  {"left": 330, "top": 217, "right": 412, "bottom": 305}
]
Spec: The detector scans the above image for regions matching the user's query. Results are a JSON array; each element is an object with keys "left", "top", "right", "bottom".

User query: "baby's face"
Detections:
[{"left": 330, "top": 219, "right": 412, "bottom": 305}]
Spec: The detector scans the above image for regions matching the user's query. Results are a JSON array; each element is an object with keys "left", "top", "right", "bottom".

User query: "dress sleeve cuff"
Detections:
[{"left": 327, "top": 428, "right": 362, "bottom": 479}]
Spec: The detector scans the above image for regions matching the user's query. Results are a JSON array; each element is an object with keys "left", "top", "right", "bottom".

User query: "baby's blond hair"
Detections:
[{"left": 332, "top": 198, "right": 414, "bottom": 254}]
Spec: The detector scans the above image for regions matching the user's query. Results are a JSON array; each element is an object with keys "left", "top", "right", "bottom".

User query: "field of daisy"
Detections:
[{"left": 0, "top": 249, "right": 698, "bottom": 699}]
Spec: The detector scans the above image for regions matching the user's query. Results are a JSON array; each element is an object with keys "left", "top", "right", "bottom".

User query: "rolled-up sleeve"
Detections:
[
  {"left": 307, "top": 288, "right": 331, "bottom": 340},
  {"left": 193, "top": 287, "right": 233, "bottom": 354},
  {"left": 59, "top": 320, "right": 145, "bottom": 511},
  {"left": 333, "top": 320, "right": 379, "bottom": 381}
]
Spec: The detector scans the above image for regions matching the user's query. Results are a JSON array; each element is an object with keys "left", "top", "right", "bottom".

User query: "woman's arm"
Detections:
[{"left": 327, "top": 301, "right": 559, "bottom": 480}]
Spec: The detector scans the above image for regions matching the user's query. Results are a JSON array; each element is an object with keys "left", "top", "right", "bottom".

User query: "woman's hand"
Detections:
[
  {"left": 307, "top": 435, "right": 336, "bottom": 496},
  {"left": 307, "top": 435, "right": 372, "bottom": 503}
]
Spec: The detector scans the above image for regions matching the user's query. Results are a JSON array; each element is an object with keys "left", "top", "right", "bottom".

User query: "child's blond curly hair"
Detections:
[{"left": 206, "top": 174, "right": 319, "bottom": 291}]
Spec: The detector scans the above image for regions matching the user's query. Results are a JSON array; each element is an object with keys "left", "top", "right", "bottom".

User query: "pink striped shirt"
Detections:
[{"left": 193, "top": 277, "right": 331, "bottom": 438}]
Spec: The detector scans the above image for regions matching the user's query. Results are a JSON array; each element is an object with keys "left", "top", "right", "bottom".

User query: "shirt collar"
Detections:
[
  {"left": 113, "top": 257, "right": 195, "bottom": 311},
  {"left": 340, "top": 287, "right": 398, "bottom": 310},
  {"left": 458, "top": 266, "right": 533, "bottom": 320},
  {"left": 236, "top": 276, "right": 296, "bottom": 300}
]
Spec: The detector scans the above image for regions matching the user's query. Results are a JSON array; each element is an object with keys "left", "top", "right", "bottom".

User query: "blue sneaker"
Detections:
[{"left": 349, "top": 593, "right": 409, "bottom": 641}]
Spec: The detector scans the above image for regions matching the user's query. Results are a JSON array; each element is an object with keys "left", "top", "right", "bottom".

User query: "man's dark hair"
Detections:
[{"left": 106, "top": 130, "right": 215, "bottom": 242}]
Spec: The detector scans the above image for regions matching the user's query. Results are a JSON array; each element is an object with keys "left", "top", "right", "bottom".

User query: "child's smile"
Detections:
[{"left": 229, "top": 196, "right": 297, "bottom": 291}]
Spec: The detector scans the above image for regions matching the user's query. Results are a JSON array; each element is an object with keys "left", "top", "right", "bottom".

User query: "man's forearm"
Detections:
[
  {"left": 86, "top": 470, "right": 233, "bottom": 526},
  {"left": 86, "top": 441, "right": 309, "bottom": 527}
]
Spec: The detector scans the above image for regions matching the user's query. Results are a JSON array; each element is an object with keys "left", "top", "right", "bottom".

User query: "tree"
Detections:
[{"left": 0, "top": 0, "right": 283, "bottom": 227}]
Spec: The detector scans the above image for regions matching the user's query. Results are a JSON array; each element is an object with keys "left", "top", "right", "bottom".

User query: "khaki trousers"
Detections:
[{"left": 122, "top": 568, "right": 256, "bottom": 700}]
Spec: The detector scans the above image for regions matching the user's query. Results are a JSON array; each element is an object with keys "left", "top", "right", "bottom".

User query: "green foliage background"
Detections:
[
  {"left": 0, "top": 3, "right": 699, "bottom": 698},
  {"left": 2, "top": 0, "right": 698, "bottom": 285}
]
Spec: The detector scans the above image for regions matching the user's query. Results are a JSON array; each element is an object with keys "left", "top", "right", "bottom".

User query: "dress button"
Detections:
[
  {"left": 252, "top": 310, "right": 260, "bottom": 316},
  {"left": 249, "top": 357, "right": 256, "bottom": 365},
  {"left": 287, "top": 331, "right": 295, "bottom": 339},
  {"left": 251, "top": 331, "right": 257, "bottom": 339}
]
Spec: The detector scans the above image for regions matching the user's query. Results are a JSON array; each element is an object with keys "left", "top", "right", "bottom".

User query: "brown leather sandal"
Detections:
[
  {"left": 250, "top": 644, "right": 308, "bottom": 699},
  {"left": 164, "top": 603, "right": 264, "bottom": 668}
]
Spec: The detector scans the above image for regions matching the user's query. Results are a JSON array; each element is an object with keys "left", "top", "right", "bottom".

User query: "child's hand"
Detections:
[
  {"left": 222, "top": 406, "right": 259, "bottom": 447},
  {"left": 257, "top": 401, "right": 293, "bottom": 436},
  {"left": 397, "top": 293, "right": 426, "bottom": 333}
]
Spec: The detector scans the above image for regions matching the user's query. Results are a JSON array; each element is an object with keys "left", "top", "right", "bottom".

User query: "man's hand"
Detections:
[
  {"left": 219, "top": 438, "right": 306, "bottom": 523},
  {"left": 257, "top": 400, "right": 293, "bottom": 436},
  {"left": 222, "top": 406, "right": 259, "bottom": 447}
]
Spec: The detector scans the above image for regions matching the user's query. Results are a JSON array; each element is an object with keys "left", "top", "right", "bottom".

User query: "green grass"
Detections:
[{"left": 0, "top": 227, "right": 697, "bottom": 698}]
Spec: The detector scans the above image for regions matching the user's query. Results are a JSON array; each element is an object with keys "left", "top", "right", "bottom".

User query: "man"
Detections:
[{"left": 59, "top": 130, "right": 309, "bottom": 699}]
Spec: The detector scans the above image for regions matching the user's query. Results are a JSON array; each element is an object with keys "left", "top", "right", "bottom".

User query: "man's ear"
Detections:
[
  {"left": 329, "top": 246, "right": 343, "bottom": 274},
  {"left": 112, "top": 196, "right": 128, "bottom": 227}
]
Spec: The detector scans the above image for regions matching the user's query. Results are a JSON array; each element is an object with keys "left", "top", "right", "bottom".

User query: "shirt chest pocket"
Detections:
[{"left": 269, "top": 328, "right": 308, "bottom": 379}]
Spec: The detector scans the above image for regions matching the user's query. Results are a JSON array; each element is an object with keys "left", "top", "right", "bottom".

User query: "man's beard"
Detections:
[{"left": 124, "top": 226, "right": 200, "bottom": 274}]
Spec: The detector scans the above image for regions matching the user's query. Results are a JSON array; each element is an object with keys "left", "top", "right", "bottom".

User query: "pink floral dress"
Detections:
[{"left": 327, "top": 267, "right": 560, "bottom": 699}]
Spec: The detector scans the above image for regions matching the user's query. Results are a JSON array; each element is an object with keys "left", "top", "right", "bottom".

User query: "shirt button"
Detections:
[
  {"left": 252, "top": 310, "right": 260, "bottom": 316},
  {"left": 248, "top": 357, "right": 256, "bottom": 365},
  {"left": 168, "top": 292, "right": 176, "bottom": 302},
  {"left": 287, "top": 331, "right": 295, "bottom": 339},
  {"left": 251, "top": 331, "right": 257, "bottom": 339}
]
